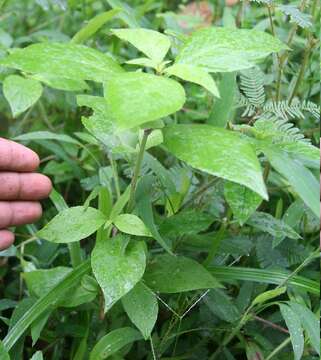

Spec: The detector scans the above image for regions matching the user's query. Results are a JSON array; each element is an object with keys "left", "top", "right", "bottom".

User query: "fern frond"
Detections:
[
  {"left": 240, "top": 68, "right": 266, "bottom": 108},
  {"left": 263, "top": 99, "right": 320, "bottom": 121},
  {"left": 245, "top": 0, "right": 273, "bottom": 4},
  {"left": 254, "top": 114, "right": 311, "bottom": 144},
  {"left": 278, "top": 5, "right": 313, "bottom": 29}
]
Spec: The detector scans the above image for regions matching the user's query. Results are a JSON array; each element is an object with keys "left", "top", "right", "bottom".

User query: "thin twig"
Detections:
[{"left": 254, "top": 315, "right": 289, "bottom": 334}]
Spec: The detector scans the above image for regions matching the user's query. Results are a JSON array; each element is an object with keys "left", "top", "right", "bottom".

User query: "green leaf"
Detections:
[
  {"left": 32, "top": 73, "right": 89, "bottom": 91},
  {"left": 106, "top": 0, "right": 144, "bottom": 28},
  {"left": 247, "top": 212, "right": 301, "bottom": 240},
  {"left": 3, "top": 75, "right": 43, "bottom": 117},
  {"left": 23, "top": 267, "right": 97, "bottom": 308},
  {"left": 263, "top": 146, "right": 320, "bottom": 218},
  {"left": 136, "top": 176, "right": 172, "bottom": 254},
  {"left": 279, "top": 304, "right": 304, "bottom": 360},
  {"left": 0, "top": 341, "right": 9, "bottom": 360},
  {"left": 23, "top": 267, "right": 71, "bottom": 298},
  {"left": 165, "top": 64, "right": 220, "bottom": 97},
  {"left": 126, "top": 57, "right": 159, "bottom": 69},
  {"left": 90, "top": 327, "right": 142, "bottom": 360},
  {"left": 113, "top": 214, "right": 152, "bottom": 237},
  {"left": 72, "top": 9, "right": 121, "bottom": 44},
  {"left": 14, "top": 131, "right": 80, "bottom": 145},
  {"left": 208, "top": 72, "right": 237, "bottom": 127},
  {"left": 176, "top": 27, "right": 288, "bottom": 72},
  {"left": 122, "top": 282, "right": 158, "bottom": 340},
  {"left": 144, "top": 254, "right": 221, "bottom": 293},
  {"left": 30, "top": 351, "right": 43, "bottom": 360},
  {"left": 111, "top": 28, "right": 171, "bottom": 63},
  {"left": 91, "top": 235, "right": 146, "bottom": 312},
  {"left": 208, "top": 266, "right": 319, "bottom": 295},
  {"left": 277, "top": 142, "right": 320, "bottom": 170},
  {"left": 163, "top": 124, "right": 268, "bottom": 199},
  {"left": 160, "top": 210, "right": 213, "bottom": 237},
  {"left": 106, "top": 72, "right": 185, "bottom": 130},
  {"left": 289, "top": 302, "right": 320, "bottom": 355},
  {"left": 204, "top": 289, "right": 241, "bottom": 323},
  {"left": 3, "top": 260, "right": 91, "bottom": 351},
  {"left": 37, "top": 206, "right": 106, "bottom": 243},
  {"left": 224, "top": 182, "right": 263, "bottom": 225},
  {"left": 0, "top": 43, "right": 123, "bottom": 82},
  {"left": 252, "top": 286, "right": 286, "bottom": 306}
]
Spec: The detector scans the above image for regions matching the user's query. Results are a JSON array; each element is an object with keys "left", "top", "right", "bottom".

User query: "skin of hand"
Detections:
[{"left": 0, "top": 138, "right": 52, "bottom": 251}]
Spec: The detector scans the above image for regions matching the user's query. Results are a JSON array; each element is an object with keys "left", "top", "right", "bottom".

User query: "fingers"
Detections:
[
  {"left": 0, "top": 138, "right": 40, "bottom": 172},
  {"left": 0, "top": 173, "right": 52, "bottom": 201},
  {"left": 0, "top": 202, "right": 42, "bottom": 228},
  {"left": 0, "top": 230, "right": 15, "bottom": 251}
]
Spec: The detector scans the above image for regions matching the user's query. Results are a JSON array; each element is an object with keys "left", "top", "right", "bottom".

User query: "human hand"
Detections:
[
  {"left": 0, "top": 138, "right": 52, "bottom": 250},
  {"left": 225, "top": 0, "right": 239, "bottom": 6}
]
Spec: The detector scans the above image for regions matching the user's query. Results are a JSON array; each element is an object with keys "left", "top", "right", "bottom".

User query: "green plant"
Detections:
[{"left": 0, "top": 1, "right": 319, "bottom": 359}]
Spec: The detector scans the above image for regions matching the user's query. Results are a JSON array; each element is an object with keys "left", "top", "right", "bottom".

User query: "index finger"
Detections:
[{"left": 0, "top": 138, "right": 40, "bottom": 172}]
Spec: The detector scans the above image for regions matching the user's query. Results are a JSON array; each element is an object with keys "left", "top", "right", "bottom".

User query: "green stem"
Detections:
[
  {"left": 68, "top": 243, "right": 83, "bottom": 268},
  {"left": 181, "top": 178, "right": 219, "bottom": 210},
  {"left": 127, "top": 129, "right": 151, "bottom": 213},
  {"left": 110, "top": 155, "right": 121, "bottom": 200},
  {"left": 203, "top": 219, "right": 228, "bottom": 266},
  {"left": 276, "top": 248, "right": 319, "bottom": 290},
  {"left": 210, "top": 310, "right": 253, "bottom": 359},
  {"left": 265, "top": 338, "right": 291, "bottom": 360},
  {"left": 289, "top": 36, "right": 317, "bottom": 104}
]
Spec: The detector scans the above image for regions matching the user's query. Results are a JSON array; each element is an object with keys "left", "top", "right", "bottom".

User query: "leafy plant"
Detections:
[{"left": 0, "top": 0, "right": 319, "bottom": 359}]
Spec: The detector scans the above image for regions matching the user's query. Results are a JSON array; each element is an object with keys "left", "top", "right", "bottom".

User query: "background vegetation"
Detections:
[{"left": 0, "top": 0, "right": 319, "bottom": 359}]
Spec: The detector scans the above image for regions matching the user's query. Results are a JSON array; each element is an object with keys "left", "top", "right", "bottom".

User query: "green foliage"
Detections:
[
  {"left": 3, "top": 75, "right": 43, "bottom": 117},
  {"left": 92, "top": 235, "right": 146, "bottom": 312},
  {"left": 0, "top": 0, "right": 319, "bottom": 359}
]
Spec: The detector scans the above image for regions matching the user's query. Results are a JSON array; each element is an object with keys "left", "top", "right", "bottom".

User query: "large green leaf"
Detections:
[
  {"left": 91, "top": 235, "right": 146, "bottom": 312},
  {"left": 122, "top": 282, "right": 158, "bottom": 340},
  {"left": 144, "top": 254, "right": 221, "bottom": 293},
  {"left": 37, "top": 206, "right": 106, "bottom": 243},
  {"left": 90, "top": 327, "right": 142, "bottom": 360},
  {"left": 3, "top": 75, "right": 43, "bottom": 117},
  {"left": 0, "top": 43, "right": 123, "bottom": 82},
  {"left": 289, "top": 302, "right": 320, "bottom": 355},
  {"left": 111, "top": 28, "right": 171, "bottom": 63},
  {"left": 163, "top": 124, "right": 268, "bottom": 199},
  {"left": 72, "top": 9, "right": 121, "bottom": 44},
  {"left": 279, "top": 304, "right": 304, "bottom": 360},
  {"left": 106, "top": 72, "right": 185, "bottom": 130},
  {"left": 176, "top": 27, "right": 288, "bottom": 72},
  {"left": 165, "top": 64, "right": 220, "bottom": 97},
  {"left": 263, "top": 146, "right": 319, "bottom": 218},
  {"left": 224, "top": 182, "right": 263, "bottom": 225}
]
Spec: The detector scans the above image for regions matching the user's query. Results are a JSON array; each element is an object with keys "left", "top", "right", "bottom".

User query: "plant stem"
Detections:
[
  {"left": 265, "top": 337, "right": 291, "bottom": 360},
  {"left": 68, "top": 243, "right": 83, "bottom": 268},
  {"left": 289, "top": 35, "right": 317, "bottom": 104},
  {"left": 127, "top": 129, "right": 151, "bottom": 213},
  {"left": 181, "top": 177, "right": 219, "bottom": 210},
  {"left": 109, "top": 155, "right": 121, "bottom": 200},
  {"left": 254, "top": 315, "right": 289, "bottom": 334},
  {"left": 210, "top": 310, "right": 252, "bottom": 359}
]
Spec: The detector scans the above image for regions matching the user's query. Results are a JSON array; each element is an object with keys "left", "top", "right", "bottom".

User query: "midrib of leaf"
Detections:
[{"left": 3, "top": 260, "right": 91, "bottom": 351}]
